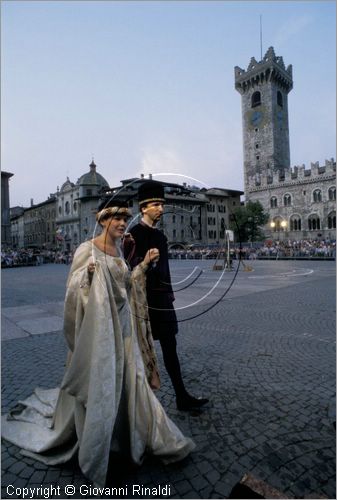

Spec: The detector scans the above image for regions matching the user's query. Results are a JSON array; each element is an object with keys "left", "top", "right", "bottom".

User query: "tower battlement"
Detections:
[
  {"left": 235, "top": 46, "right": 293, "bottom": 94},
  {"left": 248, "top": 158, "right": 336, "bottom": 190}
]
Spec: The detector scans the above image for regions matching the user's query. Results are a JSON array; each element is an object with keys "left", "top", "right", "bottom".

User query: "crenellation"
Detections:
[
  {"left": 284, "top": 169, "right": 292, "bottom": 181},
  {"left": 234, "top": 47, "right": 293, "bottom": 96},
  {"left": 248, "top": 57, "right": 259, "bottom": 71},
  {"left": 325, "top": 158, "right": 336, "bottom": 170},
  {"left": 298, "top": 166, "right": 305, "bottom": 178},
  {"left": 276, "top": 56, "right": 285, "bottom": 69},
  {"left": 247, "top": 159, "right": 336, "bottom": 191}
]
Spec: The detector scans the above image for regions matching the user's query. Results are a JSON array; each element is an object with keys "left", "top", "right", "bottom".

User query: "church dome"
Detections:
[
  {"left": 60, "top": 177, "right": 75, "bottom": 192},
  {"left": 77, "top": 160, "right": 109, "bottom": 188}
]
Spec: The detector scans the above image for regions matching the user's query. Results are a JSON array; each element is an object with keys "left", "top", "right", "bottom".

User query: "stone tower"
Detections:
[{"left": 235, "top": 47, "right": 293, "bottom": 198}]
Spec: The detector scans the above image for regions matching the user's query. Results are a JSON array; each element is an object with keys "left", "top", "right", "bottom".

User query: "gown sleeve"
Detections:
[
  {"left": 63, "top": 243, "right": 93, "bottom": 353},
  {"left": 129, "top": 261, "right": 161, "bottom": 390}
]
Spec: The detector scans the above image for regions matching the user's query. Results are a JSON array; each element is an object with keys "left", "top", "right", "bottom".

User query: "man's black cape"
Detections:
[{"left": 125, "top": 222, "right": 178, "bottom": 340}]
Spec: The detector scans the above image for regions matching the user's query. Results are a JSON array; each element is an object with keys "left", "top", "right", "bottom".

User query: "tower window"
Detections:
[
  {"left": 328, "top": 187, "right": 336, "bottom": 201},
  {"left": 256, "top": 155, "right": 260, "bottom": 160},
  {"left": 313, "top": 189, "right": 322, "bottom": 203},
  {"left": 283, "top": 194, "right": 291, "bottom": 207},
  {"left": 255, "top": 144, "right": 259, "bottom": 149},
  {"left": 270, "top": 197, "right": 277, "bottom": 208},
  {"left": 308, "top": 216, "right": 320, "bottom": 231},
  {"left": 290, "top": 216, "right": 301, "bottom": 231},
  {"left": 251, "top": 91, "right": 261, "bottom": 108},
  {"left": 277, "top": 91, "right": 283, "bottom": 107},
  {"left": 328, "top": 211, "right": 336, "bottom": 229}
]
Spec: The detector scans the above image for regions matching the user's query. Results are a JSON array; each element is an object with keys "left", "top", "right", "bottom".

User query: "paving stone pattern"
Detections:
[{"left": 1, "top": 262, "right": 336, "bottom": 499}]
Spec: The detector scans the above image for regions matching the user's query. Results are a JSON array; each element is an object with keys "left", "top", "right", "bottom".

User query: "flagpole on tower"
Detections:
[{"left": 260, "top": 14, "right": 263, "bottom": 61}]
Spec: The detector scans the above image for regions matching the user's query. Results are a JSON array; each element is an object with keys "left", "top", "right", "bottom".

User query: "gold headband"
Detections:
[
  {"left": 96, "top": 206, "right": 131, "bottom": 222},
  {"left": 139, "top": 197, "right": 165, "bottom": 206}
]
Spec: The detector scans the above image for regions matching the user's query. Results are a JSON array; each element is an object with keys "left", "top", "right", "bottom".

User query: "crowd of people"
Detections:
[
  {"left": 1, "top": 248, "right": 73, "bottom": 267},
  {"left": 241, "top": 239, "right": 336, "bottom": 259},
  {"left": 168, "top": 239, "right": 336, "bottom": 260},
  {"left": 2, "top": 238, "right": 335, "bottom": 269}
]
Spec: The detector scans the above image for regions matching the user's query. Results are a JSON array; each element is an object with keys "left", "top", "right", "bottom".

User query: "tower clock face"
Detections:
[{"left": 247, "top": 109, "right": 264, "bottom": 129}]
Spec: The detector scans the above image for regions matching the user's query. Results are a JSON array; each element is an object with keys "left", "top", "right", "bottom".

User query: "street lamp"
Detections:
[{"left": 270, "top": 219, "right": 287, "bottom": 240}]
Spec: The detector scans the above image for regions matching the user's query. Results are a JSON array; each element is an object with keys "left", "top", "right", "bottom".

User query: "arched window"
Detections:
[
  {"left": 283, "top": 194, "right": 291, "bottom": 207},
  {"left": 313, "top": 189, "right": 322, "bottom": 203},
  {"left": 290, "top": 216, "right": 301, "bottom": 231},
  {"left": 65, "top": 201, "right": 70, "bottom": 214},
  {"left": 308, "top": 215, "right": 320, "bottom": 231},
  {"left": 251, "top": 91, "right": 261, "bottom": 108},
  {"left": 328, "top": 211, "right": 336, "bottom": 229},
  {"left": 73, "top": 201, "right": 78, "bottom": 212},
  {"left": 328, "top": 187, "right": 336, "bottom": 201},
  {"left": 270, "top": 197, "right": 277, "bottom": 208},
  {"left": 277, "top": 91, "right": 283, "bottom": 107}
]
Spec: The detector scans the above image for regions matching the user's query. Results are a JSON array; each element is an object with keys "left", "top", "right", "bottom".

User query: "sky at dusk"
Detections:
[{"left": 2, "top": 0, "right": 336, "bottom": 207}]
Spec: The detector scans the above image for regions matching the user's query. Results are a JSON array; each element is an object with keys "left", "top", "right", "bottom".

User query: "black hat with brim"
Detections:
[{"left": 138, "top": 180, "right": 165, "bottom": 207}]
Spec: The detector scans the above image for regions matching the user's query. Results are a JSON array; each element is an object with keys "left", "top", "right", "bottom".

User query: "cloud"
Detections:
[
  {"left": 139, "top": 146, "right": 214, "bottom": 188},
  {"left": 140, "top": 147, "right": 185, "bottom": 176}
]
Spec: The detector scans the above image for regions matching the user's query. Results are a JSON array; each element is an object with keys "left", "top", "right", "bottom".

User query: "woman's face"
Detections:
[{"left": 102, "top": 215, "right": 128, "bottom": 240}]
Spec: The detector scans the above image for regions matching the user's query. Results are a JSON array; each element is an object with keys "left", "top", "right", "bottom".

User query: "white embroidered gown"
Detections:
[{"left": 2, "top": 242, "right": 195, "bottom": 486}]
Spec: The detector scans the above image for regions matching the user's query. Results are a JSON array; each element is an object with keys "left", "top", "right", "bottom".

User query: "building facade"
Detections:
[
  {"left": 7, "top": 163, "right": 242, "bottom": 251},
  {"left": 235, "top": 46, "right": 336, "bottom": 240},
  {"left": 102, "top": 178, "right": 243, "bottom": 248},
  {"left": 10, "top": 207, "right": 25, "bottom": 249},
  {"left": 23, "top": 197, "right": 57, "bottom": 249},
  {"left": 1, "top": 171, "right": 14, "bottom": 247}
]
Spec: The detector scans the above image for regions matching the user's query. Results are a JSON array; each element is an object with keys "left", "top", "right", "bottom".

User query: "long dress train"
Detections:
[{"left": 2, "top": 241, "right": 195, "bottom": 486}]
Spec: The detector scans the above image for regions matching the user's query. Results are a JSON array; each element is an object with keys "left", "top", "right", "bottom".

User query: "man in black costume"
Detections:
[{"left": 126, "top": 180, "right": 209, "bottom": 411}]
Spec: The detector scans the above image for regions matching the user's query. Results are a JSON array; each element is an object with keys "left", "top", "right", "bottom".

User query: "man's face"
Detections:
[{"left": 142, "top": 202, "right": 164, "bottom": 225}]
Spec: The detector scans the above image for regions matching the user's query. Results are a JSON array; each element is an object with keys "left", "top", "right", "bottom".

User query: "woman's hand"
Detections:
[
  {"left": 87, "top": 260, "right": 96, "bottom": 276},
  {"left": 144, "top": 248, "right": 160, "bottom": 266},
  {"left": 122, "top": 233, "right": 135, "bottom": 244}
]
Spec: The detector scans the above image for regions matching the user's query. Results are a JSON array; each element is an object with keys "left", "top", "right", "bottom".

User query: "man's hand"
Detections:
[{"left": 144, "top": 248, "right": 160, "bottom": 265}]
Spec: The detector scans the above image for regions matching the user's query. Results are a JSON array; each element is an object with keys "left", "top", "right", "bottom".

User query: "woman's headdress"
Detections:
[{"left": 96, "top": 199, "right": 131, "bottom": 222}]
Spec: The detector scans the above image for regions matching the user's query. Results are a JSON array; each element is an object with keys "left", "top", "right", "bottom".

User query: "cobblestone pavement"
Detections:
[{"left": 1, "top": 261, "right": 336, "bottom": 499}]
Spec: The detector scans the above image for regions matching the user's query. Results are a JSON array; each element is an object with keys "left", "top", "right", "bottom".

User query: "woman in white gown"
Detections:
[{"left": 2, "top": 201, "right": 195, "bottom": 487}]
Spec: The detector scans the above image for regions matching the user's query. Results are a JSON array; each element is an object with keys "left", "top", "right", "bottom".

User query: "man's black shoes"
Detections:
[{"left": 176, "top": 395, "right": 209, "bottom": 411}]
